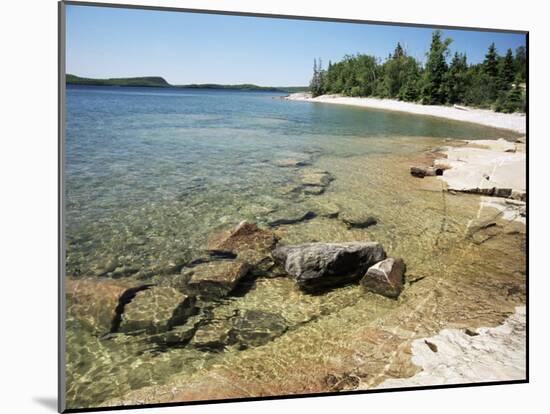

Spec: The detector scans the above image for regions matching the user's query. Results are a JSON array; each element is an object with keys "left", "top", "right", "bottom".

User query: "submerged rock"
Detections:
[
  {"left": 65, "top": 278, "right": 150, "bottom": 334},
  {"left": 191, "top": 318, "right": 233, "bottom": 351},
  {"left": 300, "top": 168, "right": 334, "bottom": 187},
  {"left": 149, "top": 314, "right": 203, "bottom": 347},
  {"left": 466, "top": 219, "right": 503, "bottom": 244},
  {"left": 303, "top": 186, "right": 326, "bottom": 195},
  {"left": 340, "top": 211, "right": 378, "bottom": 229},
  {"left": 207, "top": 221, "right": 278, "bottom": 266},
  {"left": 315, "top": 202, "right": 340, "bottom": 218},
  {"left": 92, "top": 257, "right": 119, "bottom": 276},
  {"left": 118, "top": 287, "right": 196, "bottom": 334},
  {"left": 228, "top": 310, "right": 288, "bottom": 349},
  {"left": 191, "top": 310, "right": 288, "bottom": 351},
  {"left": 268, "top": 210, "right": 317, "bottom": 227},
  {"left": 274, "top": 158, "right": 311, "bottom": 168},
  {"left": 273, "top": 242, "right": 386, "bottom": 291},
  {"left": 361, "top": 257, "right": 405, "bottom": 299},
  {"left": 183, "top": 260, "right": 250, "bottom": 298}
]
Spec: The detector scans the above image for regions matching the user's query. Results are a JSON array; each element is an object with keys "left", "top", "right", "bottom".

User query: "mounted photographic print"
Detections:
[{"left": 59, "top": 1, "right": 528, "bottom": 412}]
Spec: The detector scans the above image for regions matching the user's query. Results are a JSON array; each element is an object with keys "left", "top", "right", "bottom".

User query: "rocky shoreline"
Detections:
[
  {"left": 66, "top": 134, "right": 526, "bottom": 409},
  {"left": 376, "top": 306, "right": 526, "bottom": 388},
  {"left": 68, "top": 221, "right": 407, "bottom": 346},
  {"left": 410, "top": 137, "right": 526, "bottom": 222}
]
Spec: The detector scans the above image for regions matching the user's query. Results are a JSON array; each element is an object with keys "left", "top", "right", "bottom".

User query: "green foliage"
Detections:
[
  {"left": 500, "top": 48, "right": 516, "bottom": 88},
  {"left": 515, "top": 46, "right": 527, "bottom": 82},
  {"left": 421, "top": 30, "right": 452, "bottom": 105},
  {"left": 483, "top": 43, "right": 500, "bottom": 78},
  {"left": 445, "top": 52, "right": 469, "bottom": 104},
  {"left": 494, "top": 81, "right": 524, "bottom": 113},
  {"left": 308, "top": 31, "right": 526, "bottom": 113}
]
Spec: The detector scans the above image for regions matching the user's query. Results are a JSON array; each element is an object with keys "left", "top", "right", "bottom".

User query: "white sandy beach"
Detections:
[{"left": 285, "top": 93, "right": 526, "bottom": 134}]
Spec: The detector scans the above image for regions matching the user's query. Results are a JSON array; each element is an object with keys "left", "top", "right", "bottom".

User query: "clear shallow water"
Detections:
[
  {"left": 64, "top": 85, "right": 524, "bottom": 409},
  {"left": 65, "top": 85, "right": 517, "bottom": 278}
]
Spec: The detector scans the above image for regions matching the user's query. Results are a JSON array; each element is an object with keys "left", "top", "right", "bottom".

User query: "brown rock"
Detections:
[
  {"left": 119, "top": 287, "right": 196, "bottom": 334},
  {"left": 361, "top": 257, "right": 405, "bottom": 299},
  {"left": 184, "top": 260, "right": 250, "bottom": 297},
  {"left": 207, "top": 221, "right": 278, "bottom": 265},
  {"left": 65, "top": 278, "right": 149, "bottom": 334}
]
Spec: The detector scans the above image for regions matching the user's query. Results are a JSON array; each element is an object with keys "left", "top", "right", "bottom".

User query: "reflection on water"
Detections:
[{"left": 65, "top": 86, "right": 524, "bottom": 409}]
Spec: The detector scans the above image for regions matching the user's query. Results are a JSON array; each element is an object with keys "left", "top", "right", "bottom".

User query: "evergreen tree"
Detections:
[
  {"left": 445, "top": 52, "right": 469, "bottom": 103},
  {"left": 393, "top": 42, "right": 405, "bottom": 59},
  {"left": 310, "top": 30, "right": 525, "bottom": 113},
  {"left": 499, "top": 48, "right": 515, "bottom": 89},
  {"left": 483, "top": 43, "right": 499, "bottom": 78},
  {"left": 421, "top": 30, "right": 452, "bottom": 104},
  {"left": 309, "top": 58, "right": 325, "bottom": 97},
  {"left": 481, "top": 43, "right": 500, "bottom": 101},
  {"left": 514, "top": 46, "right": 527, "bottom": 82}
]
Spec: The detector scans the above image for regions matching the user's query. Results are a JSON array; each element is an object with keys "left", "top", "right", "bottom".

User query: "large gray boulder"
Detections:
[
  {"left": 360, "top": 257, "right": 405, "bottom": 299},
  {"left": 273, "top": 242, "right": 386, "bottom": 291}
]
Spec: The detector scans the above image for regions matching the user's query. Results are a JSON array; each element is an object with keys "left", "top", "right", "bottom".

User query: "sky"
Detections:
[{"left": 66, "top": 4, "right": 526, "bottom": 86}]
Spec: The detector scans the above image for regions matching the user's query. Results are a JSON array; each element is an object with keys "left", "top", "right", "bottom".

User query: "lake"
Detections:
[{"left": 64, "top": 85, "right": 524, "bottom": 408}]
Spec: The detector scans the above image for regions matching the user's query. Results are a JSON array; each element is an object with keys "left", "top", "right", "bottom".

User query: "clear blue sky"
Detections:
[{"left": 66, "top": 4, "right": 526, "bottom": 86}]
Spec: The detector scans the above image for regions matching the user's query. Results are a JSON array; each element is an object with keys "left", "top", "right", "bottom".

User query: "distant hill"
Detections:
[
  {"left": 66, "top": 74, "right": 170, "bottom": 87},
  {"left": 66, "top": 74, "right": 308, "bottom": 93},
  {"left": 176, "top": 83, "right": 309, "bottom": 93}
]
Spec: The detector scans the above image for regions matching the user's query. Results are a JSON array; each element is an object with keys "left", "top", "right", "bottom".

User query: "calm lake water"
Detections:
[
  {"left": 64, "top": 85, "right": 524, "bottom": 409},
  {"left": 65, "top": 85, "right": 517, "bottom": 278}
]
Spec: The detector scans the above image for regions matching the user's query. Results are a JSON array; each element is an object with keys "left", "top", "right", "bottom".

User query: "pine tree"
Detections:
[
  {"left": 483, "top": 43, "right": 499, "bottom": 78},
  {"left": 421, "top": 30, "right": 452, "bottom": 105},
  {"left": 309, "top": 58, "right": 325, "bottom": 97},
  {"left": 393, "top": 42, "right": 405, "bottom": 59},
  {"left": 499, "top": 48, "right": 515, "bottom": 89},
  {"left": 446, "top": 52, "right": 468, "bottom": 103},
  {"left": 514, "top": 46, "right": 527, "bottom": 82}
]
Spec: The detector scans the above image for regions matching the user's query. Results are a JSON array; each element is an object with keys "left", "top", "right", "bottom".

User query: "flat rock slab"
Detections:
[
  {"left": 436, "top": 141, "right": 526, "bottom": 195},
  {"left": 361, "top": 257, "right": 405, "bottom": 299},
  {"left": 119, "top": 287, "right": 196, "bottom": 334},
  {"left": 273, "top": 242, "right": 386, "bottom": 291},
  {"left": 207, "top": 221, "right": 278, "bottom": 266},
  {"left": 65, "top": 278, "right": 148, "bottom": 334},
  {"left": 183, "top": 260, "right": 250, "bottom": 298}
]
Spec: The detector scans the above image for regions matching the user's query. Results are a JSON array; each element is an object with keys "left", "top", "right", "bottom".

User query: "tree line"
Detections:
[{"left": 310, "top": 31, "right": 526, "bottom": 113}]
